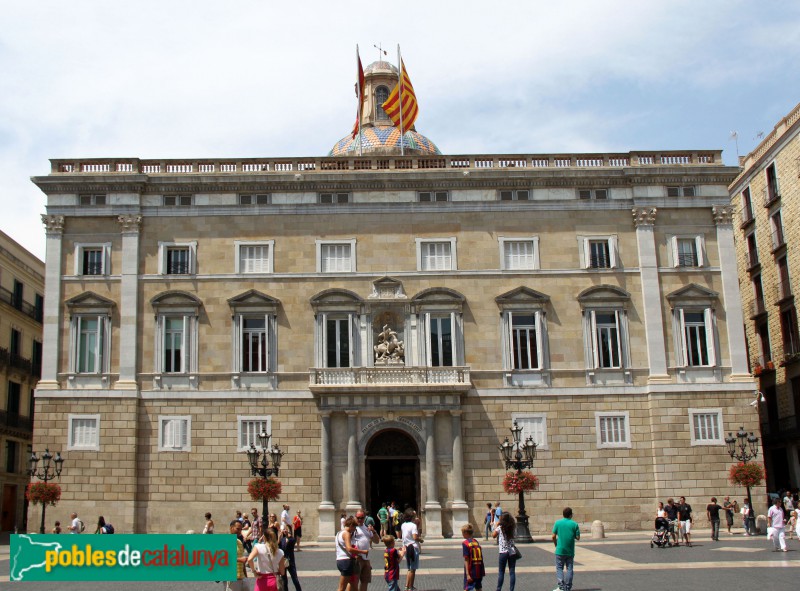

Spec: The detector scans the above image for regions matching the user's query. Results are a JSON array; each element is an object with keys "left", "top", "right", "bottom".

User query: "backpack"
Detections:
[
  {"left": 79, "top": 520, "right": 85, "bottom": 533},
  {"left": 104, "top": 523, "right": 115, "bottom": 534}
]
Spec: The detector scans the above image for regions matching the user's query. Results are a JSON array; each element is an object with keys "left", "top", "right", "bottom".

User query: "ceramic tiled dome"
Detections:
[{"left": 329, "top": 127, "right": 441, "bottom": 156}]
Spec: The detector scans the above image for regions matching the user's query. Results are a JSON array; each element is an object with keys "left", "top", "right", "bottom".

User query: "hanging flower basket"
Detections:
[
  {"left": 502, "top": 471, "right": 539, "bottom": 495},
  {"left": 248, "top": 477, "right": 282, "bottom": 501},
  {"left": 25, "top": 482, "right": 61, "bottom": 506},
  {"left": 728, "top": 462, "right": 764, "bottom": 488}
]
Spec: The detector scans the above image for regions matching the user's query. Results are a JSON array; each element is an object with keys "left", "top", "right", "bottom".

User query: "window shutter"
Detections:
[
  {"left": 503, "top": 312, "right": 513, "bottom": 370},
  {"left": 609, "top": 236, "right": 619, "bottom": 268},
  {"left": 589, "top": 311, "right": 599, "bottom": 369},
  {"left": 179, "top": 420, "right": 188, "bottom": 448},
  {"left": 581, "top": 238, "right": 590, "bottom": 268},
  {"left": 613, "top": 310, "right": 623, "bottom": 367},
  {"left": 670, "top": 237, "right": 679, "bottom": 268},
  {"left": 679, "top": 309, "right": 688, "bottom": 367},
  {"left": 349, "top": 313, "right": 358, "bottom": 367},
  {"left": 423, "top": 313, "right": 432, "bottom": 366},
  {"left": 704, "top": 308, "right": 716, "bottom": 366},
  {"left": 696, "top": 236, "right": 706, "bottom": 267}
]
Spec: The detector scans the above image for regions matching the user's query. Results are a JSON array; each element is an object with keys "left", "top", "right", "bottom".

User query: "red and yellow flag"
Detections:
[
  {"left": 351, "top": 52, "right": 365, "bottom": 139},
  {"left": 381, "top": 59, "right": 419, "bottom": 133}
]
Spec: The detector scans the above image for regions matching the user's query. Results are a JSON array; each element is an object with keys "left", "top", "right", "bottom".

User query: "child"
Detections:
[
  {"left": 52, "top": 521, "right": 62, "bottom": 534},
  {"left": 383, "top": 535, "right": 406, "bottom": 591},
  {"left": 788, "top": 510, "right": 798, "bottom": 540},
  {"left": 461, "top": 523, "right": 485, "bottom": 591}
]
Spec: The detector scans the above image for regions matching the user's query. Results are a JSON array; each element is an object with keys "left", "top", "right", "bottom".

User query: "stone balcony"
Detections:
[{"left": 309, "top": 366, "right": 471, "bottom": 393}]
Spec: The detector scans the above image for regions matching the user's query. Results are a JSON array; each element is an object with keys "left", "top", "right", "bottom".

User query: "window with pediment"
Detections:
[
  {"left": 578, "top": 285, "right": 632, "bottom": 383},
  {"left": 151, "top": 291, "right": 202, "bottom": 376},
  {"left": 66, "top": 292, "right": 114, "bottom": 377},
  {"left": 311, "top": 289, "right": 363, "bottom": 368},
  {"left": 228, "top": 290, "right": 280, "bottom": 376},
  {"left": 412, "top": 288, "right": 465, "bottom": 367},
  {"left": 667, "top": 284, "right": 719, "bottom": 369},
  {"left": 496, "top": 287, "right": 551, "bottom": 386}
]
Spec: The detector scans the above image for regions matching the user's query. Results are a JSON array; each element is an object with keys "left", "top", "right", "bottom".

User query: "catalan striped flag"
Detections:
[
  {"left": 382, "top": 58, "right": 419, "bottom": 133},
  {"left": 351, "top": 48, "right": 365, "bottom": 140}
]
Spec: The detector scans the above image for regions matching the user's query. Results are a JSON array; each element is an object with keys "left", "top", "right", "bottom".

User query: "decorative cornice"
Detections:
[
  {"left": 41, "top": 214, "right": 65, "bottom": 235},
  {"left": 632, "top": 207, "right": 657, "bottom": 227},
  {"left": 712, "top": 205, "right": 734, "bottom": 226},
  {"left": 117, "top": 214, "right": 143, "bottom": 233}
]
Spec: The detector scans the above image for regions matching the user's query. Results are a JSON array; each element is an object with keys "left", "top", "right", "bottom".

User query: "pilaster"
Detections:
[
  {"left": 38, "top": 215, "right": 64, "bottom": 389},
  {"left": 116, "top": 215, "right": 142, "bottom": 389},
  {"left": 423, "top": 410, "right": 442, "bottom": 537},
  {"left": 450, "top": 410, "right": 468, "bottom": 533},
  {"left": 318, "top": 411, "right": 336, "bottom": 540}
]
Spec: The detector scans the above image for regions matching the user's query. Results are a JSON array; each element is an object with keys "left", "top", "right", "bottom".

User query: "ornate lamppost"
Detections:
[
  {"left": 499, "top": 420, "right": 537, "bottom": 543},
  {"left": 28, "top": 449, "right": 64, "bottom": 534},
  {"left": 247, "top": 430, "right": 283, "bottom": 523},
  {"left": 725, "top": 426, "right": 760, "bottom": 534}
]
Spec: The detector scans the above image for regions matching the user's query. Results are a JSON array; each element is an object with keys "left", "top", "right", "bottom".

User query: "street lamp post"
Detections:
[
  {"left": 246, "top": 430, "right": 283, "bottom": 525},
  {"left": 724, "top": 426, "right": 759, "bottom": 534},
  {"left": 499, "top": 420, "right": 537, "bottom": 543},
  {"left": 28, "top": 448, "right": 64, "bottom": 534}
]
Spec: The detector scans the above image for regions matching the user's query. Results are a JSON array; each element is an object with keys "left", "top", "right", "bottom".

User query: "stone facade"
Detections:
[
  {"left": 0, "top": 229, "right": 44, "bottom": 531},
  {"left": 729, "top": 101, "right": 800, "bottom": 490}
]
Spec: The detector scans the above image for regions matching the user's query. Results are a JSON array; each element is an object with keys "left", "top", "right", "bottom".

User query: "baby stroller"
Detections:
[{"left": 650, "top": 516, "right": 673, "bottom": 548}]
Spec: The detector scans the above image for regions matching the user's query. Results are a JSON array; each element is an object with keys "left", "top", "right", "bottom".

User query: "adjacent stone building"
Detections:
[
  {"left": 730, "top": 101, "right": 800, "bottom": 490},
  {"left": 29, "top": 60, "right": 757, "bottom": 537},
  {"left": 0, "top": 229, "right": 44, "bottom": 531}
]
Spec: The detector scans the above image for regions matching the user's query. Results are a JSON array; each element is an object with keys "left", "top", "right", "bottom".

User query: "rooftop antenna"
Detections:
[
  {"left": 373, "top": 43, "right": 387, "bottom": 62},
  {"left": 729, "top": 131, "right": 739, "bottom": 160}
]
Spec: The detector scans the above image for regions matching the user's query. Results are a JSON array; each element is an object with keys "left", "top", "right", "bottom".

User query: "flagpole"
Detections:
[
  {"left": 357, "top": 44, "right": 363, "bottom": 157},
  {"left": 397, "top": 44, "right": 404, "bottom": 156}
]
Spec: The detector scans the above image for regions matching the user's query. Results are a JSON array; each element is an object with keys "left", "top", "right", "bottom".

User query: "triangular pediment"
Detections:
[
  {"left": 666, "top": 283, "right": 719, "bottom": 303},
  {"left": 495, "top": 286, "right": 550, "bottom": 306},
  {"left": 228, "top": 290, "right": 281, "bottom": 309},
  {"left": 65, "top": 291, "right": 115, "bottom": 310},
  {"left": 369, "top": 276, "right": 406, "bottom": 299}
]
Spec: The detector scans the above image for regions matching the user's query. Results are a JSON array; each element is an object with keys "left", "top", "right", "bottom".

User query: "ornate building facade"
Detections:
[
  {"left": 29, "top": 61, "right": 757, "bottom": 537},
  {"left": 730, "top": 101, "right": 800, "bottom": 490},
  {"left": 0, "top": 229, "right": 44, "bottom": 531}
]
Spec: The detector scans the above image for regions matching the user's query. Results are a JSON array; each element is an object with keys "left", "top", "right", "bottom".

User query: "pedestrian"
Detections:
[
  {"left": 676, "top": 496, "right": 693, "bottom": 547},
  {"left": 492, "top": 512, "right": 517, "bottom": 591},
  {"left": 656, "top": 502, "right": 666, "bottom": 518},
  {"left": 400, "top": 509, "right": 420, "bottom": 591},
  {"left": 69, "top": 512, "right": 82, "bottom": 534},
  {"left": 722, "top": 496, "right": 735, "bottom": 534},
  {"left": 740, "top": 499, "right": 752, "bottom": 535},
  {"left": 225, "top": 519, "right": 248, "bottom": 591},
  {"left": 203, "top": 512, "right": 215, "bottom": 534},
  {"left": 493, "top": 503, "right": 502, "bottom": 542},
  {"left": 293, "top": 510, "right": 303, "bottom": 550},
  {"left": 484, "top": 503, "right": 493, "bottom": 540},
  {"left": 268, "top": 513, "right": 279, "bottom": 537},
  {"left": 706, "top": 497, "right": 722, "bottom": 541},
  {"left": 767, "top": 497, "right": 787, "bottom": 552},
  {"left": 249, "top": 507, "right": 263, "bottom": 551},
  {"left": 52, "top": 521, "right": 62, "bottom": 534},
  {"left": 354, "top": 510, "right": 380, "bottom": 591},
  {"left": 94, "top": 516, "right": 114, "bottom": 534},
  {"left": 378, "top": 503, "right": 390, "bottom": 537},
  {"left": 279, "top": 525, "right": 302, "bottom": 591},
  {"left": 784, "top": 492, "right": 795, "bottom": 521},
  {"left": 382, "top": 535, "right": 406, "bottom": 591},
  {"left": 552, "top": 507, "right": 580, "bottom": 591},
  {"left": 281, "top": 504, "right": 291, "bottom": 529},
  {"left": 788, "top": 510, "right": 797, "bottom": 540},
  {"left": 393, "top": 504, "right": 402, "bottom": 540},
  {"left": 235, "top": 510, "right": 244, "bottom": 523},
  {"left": 341, "top": 510, "right": 347, "bottom": 532},
  {"left": 461, "top": 523, "right": 485, "bottom": 591},
  {"left": 247, "top": 528, "right": 286, "bottom": 591},
  {"left": 336, "top": 516, "right": 367, "bottom": 591},
  {"left": 663, "top": 498, "right": 679, "bottom": 545}
]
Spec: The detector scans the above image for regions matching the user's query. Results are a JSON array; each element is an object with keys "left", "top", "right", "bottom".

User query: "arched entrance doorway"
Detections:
[{"left": 365, "top": 429, "right": 420, "bottom": 521}]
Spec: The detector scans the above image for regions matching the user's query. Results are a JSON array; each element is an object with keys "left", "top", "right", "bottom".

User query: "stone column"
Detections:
[
  {"left": 424, "top": 410, "right": 442, "bottom": 537},
  {"left": 318, "top": 411, "right": 336, "bottom": 540},
  {"left": 37, "top": 215, "right": 65, "bottom": 389},
  {"left": 632, "top": 208, "right": 670, "bottom": 382},
  {"left": 116, "top": 215, "right": 142, "bottom": 389},
  {"left": 713, "top": 205, "right": 750, "bottom": 379},
  {"left": 450, "top": 410, "right": 469, "bottom": 533},
  {"left": 345, "top": 411, "right": 362, "bottom": 512}
]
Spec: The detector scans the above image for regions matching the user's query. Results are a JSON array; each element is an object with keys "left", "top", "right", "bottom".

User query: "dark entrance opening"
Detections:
[{"left": 365, "top": 429, "right": 420, "bottom": 524}]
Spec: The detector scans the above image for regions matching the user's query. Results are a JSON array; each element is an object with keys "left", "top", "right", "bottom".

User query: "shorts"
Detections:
[
  {"left": 295, "top": 527, "right": 302, "bottom": 539},
  {"left": 680, "top": 520, "right": 692, "bottom": 534},
  {"left": 357, "top": 558, "right": 372, "bottom": 584},
  {"left": 337, "top": 558, "right": 356, "bottom": 577},
  {"left": 405, "top": 545, "right": 419, "bottom": 571}
]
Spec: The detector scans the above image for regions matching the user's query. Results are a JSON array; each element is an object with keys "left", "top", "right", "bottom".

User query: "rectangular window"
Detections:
[
  {"left": 238, "top": 244, "right": 272, "bottom": 273},
  {"left": 239, "top": 194, "right": 270, "bottom": 205},
  {"left": 583, "top": 238, "right": 617, "bottom": 269},
  {"left": 596, "top": 412, "right": 630, "bottom": 447},
  {"left": 5, "top": 440, "right": 18, "bottom": 473},
  {"left": 166, "top": 247, "right": 190, "bottom": 274},
  {"left": 429, "top": 315, "right": 453, "bottom": 367},
  {"left": 158, "top": 416, "right": 191, "bottom": 452},
  {"left": 319, "top": 193, "right": 350, "bottom": 204},
  {"left": 242, "top": 317, "right": 268, "bottom": 372},
  {"left": 238, "top": 416, "right": 272, "bottom": 451},
  {"left": 9, "top": 329, "right": 20, "bottom": 357},
  {"left": 418, "top": 191, "right": 449, "bottom": 202},
  {"left": 756, "top": 320, "right": 771, "bottom": 363},
  {"left": 745, "top": 233, "right": 758, "bottom": 268},
  {"left": 68, "top": 414, "right": 100, "bottom": 450},
  {"left": 753, "top": 275, "right": 766, "bottom": 315},
  {"left": 781, "top": 306, "right": 800, "bottom": 356},
  {"left": 499, "top": 190, "right": 530, "bottom": 201},
  {"left": 79, "top": 194, "right": 107, "bottom": 206},
  {"left": 591, "top": 311, "right": 622, "bottom": 368},
  {"left": 501, "top": 239, "right": 537, "bottom": 270},
  {"left": 417, "top": 239, "right": 456, "bottom": 271},
  {"left": 680, "top": 309, "right": 714, "bottom": 367},
  {"left": 512, "top": 415, "right": 547, "bottom": 449},
  {"left": 771, "top": 210, "right": 785, "bottom": 249},
  {"left": 32, "top": 340, "right": 42, "bottom": 376},
  {"left": 320, "top": 243, "right": 353, "bottom": 273},
  {"left": 689, "top": 409, "right": 723, "bottom": 445},
  {"left": 741, "top": 187, "right": 753, "bottom": 223},
  {"left": 159, "top": 242, "right": 196, "bottom": 275},
  {"left": 6, "top": 381, "right": 20, "bottom": 415},
  {"left": 34, "top": 294, "right": 44, "bottom": 323},
  {"left": 667, "top": 186, "right": 695, "bottom": 197},
  {"left": 510, "top": 313, "right": 539, "bottom": 369},
  {"left": 673, "top": 237, "right": 703, "bottom": 268},
  {"left": 163, "top": 195, "right": 193, "bottom": 206},
  {"left": 12, "top": 280, "right": 22, "bottom": 309},
  {"left": 163, "top": 317, "right": 185, "bottom": 373},
  {"left": 75, "top": 316, "right": 104, "bottom": 374},
  {"left": 75, "top": 244, "right": 110, "bottom": 276},
  {"left": 325, "top": 317, "right": 351, "bottom": 368},
  {"left": 578, "top": 189, "right": 608, "bottom": 200},
  {"left": 766, "top": 162, "right": 780, "bottom": 204},
  {"left": 778, "top": 256, "right": 791, "bottom": 300}
]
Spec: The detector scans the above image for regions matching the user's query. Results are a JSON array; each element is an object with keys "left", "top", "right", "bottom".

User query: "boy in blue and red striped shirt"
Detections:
[
  {"left": 461, "top": 523, "right": 485, "bottom": 591},
  {"left": 383, "top": 535, "right": 406, "bottom": 591}
]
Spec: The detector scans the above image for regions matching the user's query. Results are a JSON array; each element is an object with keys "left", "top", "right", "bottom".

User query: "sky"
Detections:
[{"left": 2, "top": 0, "right": 800, "bottom": 261}]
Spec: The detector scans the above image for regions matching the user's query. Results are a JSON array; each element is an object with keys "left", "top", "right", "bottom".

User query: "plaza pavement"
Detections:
[{"left": 0, "top": 527, "right": 798, "bottom": 590}]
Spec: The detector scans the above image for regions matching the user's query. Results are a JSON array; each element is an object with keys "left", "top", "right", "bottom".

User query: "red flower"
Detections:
[
  {"left": 502, "top": 471, "right": 538, "bottom": 494},
  {"left": 728, "top": 462, "right": 764, "bottom": 488},
  {"left": 248, "top": 478, "right": 282, "bottom": 501},
  {"left": 25, "top": 482, "right": 61, "bottom": 506}
]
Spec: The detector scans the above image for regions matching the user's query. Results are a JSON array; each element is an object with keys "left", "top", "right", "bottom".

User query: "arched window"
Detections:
[{"left": 375, "top": 86, "right": 389, "bottom": 120}]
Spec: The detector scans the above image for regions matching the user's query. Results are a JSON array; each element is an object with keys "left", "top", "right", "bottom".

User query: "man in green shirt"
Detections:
[
  {"left": 378, "top": 503, "right": 389, "bottom": 537},
  {"left": 551, "top": 507, "right": 580, "bottom": 591}
]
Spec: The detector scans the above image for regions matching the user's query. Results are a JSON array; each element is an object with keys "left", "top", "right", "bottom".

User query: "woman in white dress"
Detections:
[{"left": 247, "top": 528, "right": 286, "bottom": 591}]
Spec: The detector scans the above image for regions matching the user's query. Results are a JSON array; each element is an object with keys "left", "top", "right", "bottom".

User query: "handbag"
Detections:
[{"left": 511, "top": 542, "right": 522, "bottom": 561}]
